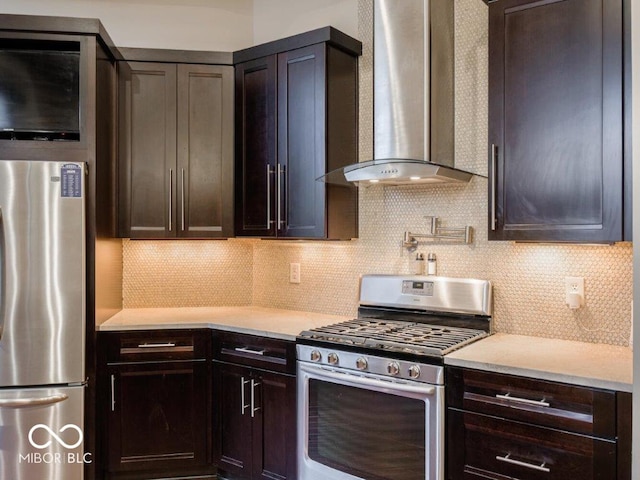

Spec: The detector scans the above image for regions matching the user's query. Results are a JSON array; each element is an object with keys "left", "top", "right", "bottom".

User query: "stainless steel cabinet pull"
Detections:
[
  {"left": 181, "top": 168, "right": 186, "bottom": 231},
  {"left": 277, "top": 164, "right": 286, "bottom": 229},
  {"left": 490, "top": 144, "right": 497, "bottom": 231},
  {"left": 234, "top": 347, "right": 266, "bottom": 356},
  {"left": 276, "top": 163, "right": 282, "bottom": 229},
  {"left": 266, "top": 164, "right": 273, "bottom": 229},
  {"left": 241, "top": 376, "right": 251, "bottom": 415},
  {"left": 0, "top": 393, "right": 68, "bottom": 408},
  {"left": 251, "top": 379, "right": 261, "bottom": 418},
  {"left": 496, "top": 392, "right": 550, "bottom": 408},
  {"left": 496, "top": 453, "right": 550, "bottom": 473},
  {"left": 280, "top": 164, "right": 287, "bottom": 228},
  {"left": 110, "top": 375, "right": 116, "bottom": 412},
  {"left": 168, "top": 169, "right": 174, "bottom": 232},
  {"left": 137, "top": 342, "right": 177, "bottom": 348},
  {"left": 0, "top": 206, "right": 5, "bottom": 341}
]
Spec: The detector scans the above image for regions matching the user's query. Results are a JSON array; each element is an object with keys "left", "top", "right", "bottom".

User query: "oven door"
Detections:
[{"left": 297, "top": 360, "right": 444, "bottom": 480}]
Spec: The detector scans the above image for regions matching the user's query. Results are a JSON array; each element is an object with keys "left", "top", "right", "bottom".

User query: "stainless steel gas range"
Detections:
[{"left": 296, "top": 275, "right": 493, "bottom": 480}]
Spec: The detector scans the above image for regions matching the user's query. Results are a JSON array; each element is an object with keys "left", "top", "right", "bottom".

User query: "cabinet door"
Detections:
[
  {"left": 118, "top": 61, "right": 177, "bottom": 238},
  {"left": 177, "top": 64, "right": 234, "bottom": 238},
  {"left": 106, "top": 361, "right": 209, "bottom": 473},
  {"left": 488, "top": 0, "right": 623, "bottom": 242},
  {"left": 234, "top": 56, "right": 277, "bottom": 237},
  {"left": 253, "top": 371, "right": 296, "bottom": 480},
  {"left": 277, "top": 44, "right": 327, "bottom": 238},
  {"left": 213, "top": 362, "right": 254, "bottom": 477}
]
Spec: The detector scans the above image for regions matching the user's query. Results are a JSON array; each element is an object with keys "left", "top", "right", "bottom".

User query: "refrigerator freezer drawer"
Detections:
[{"left": 0, "top": 385, "right": 85, "bottom": 480}]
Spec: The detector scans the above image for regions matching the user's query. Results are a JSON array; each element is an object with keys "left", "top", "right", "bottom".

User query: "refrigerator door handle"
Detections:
[
  {"left": 0, "top": 393, "right": 68, "bottom": 408},
  {"left": 0, "top": 206, "right": 5, "bottom": 341}
]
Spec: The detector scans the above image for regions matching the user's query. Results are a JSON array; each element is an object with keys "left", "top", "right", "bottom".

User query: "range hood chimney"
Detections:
[{"left": 324, "top": 0, "right": 474, "bottom": 186}]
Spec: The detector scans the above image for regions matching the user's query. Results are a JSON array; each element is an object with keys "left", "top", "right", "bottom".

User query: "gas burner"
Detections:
[{"left": 299, "top": 319, "right": 488, "bottom": 357}]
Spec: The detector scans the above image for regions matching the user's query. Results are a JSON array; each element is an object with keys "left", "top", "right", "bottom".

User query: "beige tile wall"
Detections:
[{"left": 123, "top": 0, "right": 633, "bottom": 346}]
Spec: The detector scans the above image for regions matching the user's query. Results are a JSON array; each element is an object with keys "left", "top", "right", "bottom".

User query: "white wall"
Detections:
[
  {"left": 0, "top": 0, "right": 254, "bottom": 50},
  {"left": 0, "top": 0, "right": 358, "bottom": 50},
  {"left": 252, "top": 0, "right": 358, "bottom": 44}
]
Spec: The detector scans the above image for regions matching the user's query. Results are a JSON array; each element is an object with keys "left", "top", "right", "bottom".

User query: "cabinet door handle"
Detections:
[
  {"left": 181, "top": 168, "right": 186, "bottom": 232},
  {"left": 240, "top": 376, "right": 251, "bottom": 415},
  {"left": 266, "top": 164, "right": 273, "bottom": 229},
  {"left": 110, "top": 374, "right": 116, "bottom": 412},
  {"left": 496, "top": 392, "right": 550, "bottom": 408},
  {"left": 276, "top": 163, "right": 282, "bottom": 229},
  {"left": 251, "top": 379, "right": 261, "bottom": 418},
  {"left": 490, "top": 144, "right": 498, "bottom": 231},
  {"left": 280, "top": 165, "right": 287, "bottom": 228},
  {"left": 168, "top": 168, "right": 174, "bottom": 232},
  {"left": 496, "top": 453, "right": 550, "bottom": 473}
]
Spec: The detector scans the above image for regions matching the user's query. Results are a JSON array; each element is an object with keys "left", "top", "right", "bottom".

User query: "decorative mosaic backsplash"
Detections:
[{"left": 123, "top": 0, "right": 633, "bottom": 346}]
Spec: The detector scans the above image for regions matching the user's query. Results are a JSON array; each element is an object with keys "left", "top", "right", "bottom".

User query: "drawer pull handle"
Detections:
[
  {"left": 235, "top": 347, "right": 266, "bottom": 356},
  {"left": 137, "top": 343, "right": 177, "bottom": 348},
  {"left": 496, "top": 453, "right": 550, "bottom": 473},
  {"left": 496, "top": 392, "right": 550, "bottom": 408}
]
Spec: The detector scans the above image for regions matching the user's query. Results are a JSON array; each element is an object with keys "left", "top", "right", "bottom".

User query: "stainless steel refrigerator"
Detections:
[{"left": 0, "top": 160, "right": 86, "bottom": 479}]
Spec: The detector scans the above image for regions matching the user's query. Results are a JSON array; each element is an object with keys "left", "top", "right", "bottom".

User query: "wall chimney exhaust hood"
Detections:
[{"left": 321, "top": 0, "right": 475, "bottom": 186}]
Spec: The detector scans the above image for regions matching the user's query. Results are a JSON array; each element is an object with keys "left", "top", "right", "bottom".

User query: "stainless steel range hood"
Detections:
[{"left": 322, "top": 0, "right": 474, "bottom": 186}]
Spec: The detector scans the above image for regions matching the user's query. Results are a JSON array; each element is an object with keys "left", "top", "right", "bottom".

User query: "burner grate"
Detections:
[{"left": 299, "top": 319, "right": 487, "bottom": 356}]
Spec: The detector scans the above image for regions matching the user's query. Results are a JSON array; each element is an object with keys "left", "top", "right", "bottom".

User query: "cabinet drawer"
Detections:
[
  {"left": 101, "top": 329, "right": 210, "bottom": 363},
  {"left": 213, "top": 331, "right": 296, "bottom": 374},
  {"left": 447, "top": 367, "right": 616, "bottom": 438},
  {"left": 448, "top": 409, "right": 616, "bottom": 480}
]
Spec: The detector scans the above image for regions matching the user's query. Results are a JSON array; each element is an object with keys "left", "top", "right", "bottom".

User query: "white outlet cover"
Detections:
[
  {"left": 290, "top": 263, "right": 301, "bottom": 284},
  {"left": 565, "top": 276, "right": 584, "bottom": 308}
]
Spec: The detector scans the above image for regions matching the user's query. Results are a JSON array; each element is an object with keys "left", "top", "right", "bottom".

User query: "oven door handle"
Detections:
[{"left": 300, "top": 363, "right": 437, "bottom": 396}]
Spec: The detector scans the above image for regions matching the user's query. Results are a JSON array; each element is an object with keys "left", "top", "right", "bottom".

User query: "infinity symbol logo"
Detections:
[{"left": 28, "top": 424, "right": 83, "bottom": 449}]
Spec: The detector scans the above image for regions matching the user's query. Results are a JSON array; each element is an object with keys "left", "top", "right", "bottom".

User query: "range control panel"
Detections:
[{"left": 401, "top": 280, "right": 434, "bottom": 296}]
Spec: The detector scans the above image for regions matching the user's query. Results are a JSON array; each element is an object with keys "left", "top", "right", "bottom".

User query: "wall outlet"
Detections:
[
  {"left": 565, "top": 276, "right": 584, "bottom": 308},
  {"left": 290, "top": 263, "right": 301, "bottom": 284}
]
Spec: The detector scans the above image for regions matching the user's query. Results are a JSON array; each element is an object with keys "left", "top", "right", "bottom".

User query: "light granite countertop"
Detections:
[
  {"left": 98, "top": 306, "right": 351, "bottom": 341},
  {"left": 445, "top": 333, "right": 633, "bottom": 392}
]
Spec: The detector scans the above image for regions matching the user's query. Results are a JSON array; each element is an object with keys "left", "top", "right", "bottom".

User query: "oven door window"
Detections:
[{"left": 308, "top": 379, "right": 425, "bottom": 480}]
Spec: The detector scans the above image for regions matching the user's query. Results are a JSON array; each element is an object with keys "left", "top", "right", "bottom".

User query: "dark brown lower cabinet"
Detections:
[
  {"left": 448, "top": 409, "right": 616, "bottom": 479},
  {"left": 213, "top": 332, "right": 297, "bottom": 480},
  {"left": 98, "top": 330, "right": 214, "bottom": 480},
  {"left": 446, "top": 366, "right": 631, "bottom": 480}
]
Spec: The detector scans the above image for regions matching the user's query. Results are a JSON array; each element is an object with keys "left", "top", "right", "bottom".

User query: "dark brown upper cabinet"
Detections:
[
  {"left": 234, "top": 28, "right": 361, "bottom": 239},
  {"left": 118, "top": 55, "right": 234, "bottom": 239},
  {"left": 488, "top": 0, "right": 630, "bottom": 242}
]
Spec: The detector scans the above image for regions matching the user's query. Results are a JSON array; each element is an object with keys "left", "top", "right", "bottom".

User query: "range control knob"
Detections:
[
  {"left": 310, "top": 350, "right": 322, "bottom": 362},
  {"left": 355, "top": 357, "right": 368, "bottom": 371},
  {"left": 327, "top": 353, "right": 339, "bottom": 365},
  {"left": 387, "top": 361, "right": 400, "bottom": 376},
  {"left": 408, "top": 365, "right": 421, "bottom": 379}
]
